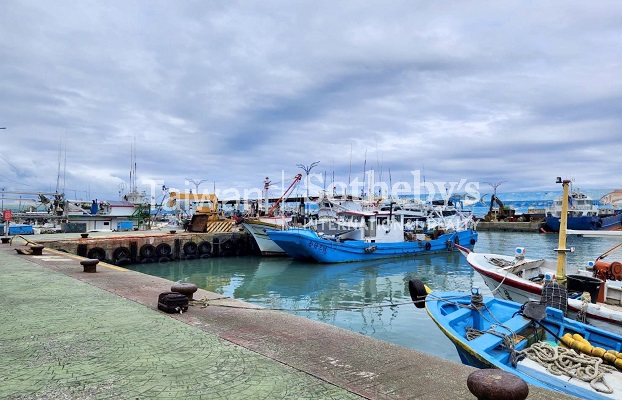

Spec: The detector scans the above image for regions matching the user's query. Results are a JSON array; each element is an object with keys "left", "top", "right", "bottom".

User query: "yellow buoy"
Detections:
[
  {"left": 604, "top": 352, "right": 618, "bottom": 364},
  {"left": 591, "top": 347, "right": 606, "bottom": 358}
]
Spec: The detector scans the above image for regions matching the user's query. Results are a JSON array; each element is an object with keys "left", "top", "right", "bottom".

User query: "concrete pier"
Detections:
[
  {"left": 29, "top": 229, "right": 256, "bottom": 265},
  {"left": 0, "top": 235, "right": 573, "bottom": 399},
  {"left": 476, "top": 221, "right": 543, "bottom": 232}
]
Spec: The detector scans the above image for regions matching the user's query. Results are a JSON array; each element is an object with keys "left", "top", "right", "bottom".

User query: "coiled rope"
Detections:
[{"left": 520, "top": 341, "right": 616, "bottom": 393}]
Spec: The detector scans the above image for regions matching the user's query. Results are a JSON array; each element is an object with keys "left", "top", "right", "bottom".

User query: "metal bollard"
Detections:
[
  {"left": 80, "top": 259, "right": 99, "bottom": 273},
  {"left": 171, "top": 282, "right": 198, "bottom": 300},
  {"left": 467, "top": 369, "right": 528, "bottom": 400}
]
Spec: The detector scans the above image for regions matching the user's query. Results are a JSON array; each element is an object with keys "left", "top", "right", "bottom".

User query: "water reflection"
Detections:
[
  {"left": 128, "top": 251, "right": 480, "bottom": 361},
  {"left": 126, "top": 231, "right": 622, "bottom": 363}
]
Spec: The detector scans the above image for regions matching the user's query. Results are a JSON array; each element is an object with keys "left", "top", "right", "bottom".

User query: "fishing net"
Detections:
[{"left": 540, "top": 282, "right": 568, "bottom": 315}]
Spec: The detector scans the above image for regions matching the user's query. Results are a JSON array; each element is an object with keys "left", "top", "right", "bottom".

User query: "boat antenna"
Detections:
[
  {"left": 363, "top": 149, "right": 367, "bottom": 198},
  {"left": 347, "top": 143, "right": 352, "bottom": 198}
]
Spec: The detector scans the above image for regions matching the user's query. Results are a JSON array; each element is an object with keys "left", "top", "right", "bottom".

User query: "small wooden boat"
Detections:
[{"left": 409, "top": 280, "right": 622, "bottom": 399}]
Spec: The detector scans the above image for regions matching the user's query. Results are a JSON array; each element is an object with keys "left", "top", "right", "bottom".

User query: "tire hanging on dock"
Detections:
[
  {"left": 183, "top": 241, "right": 198, "bottom": 256},
  {"left": 156, "top": 243, "right": 172, "bottom": 257},
  {"left": 112, "top": 246, "right": 131, "bottom": 264},
  {"left": 87, "top": 247, "right": 106, "bottom": 261},
  {"left": 197, "top": 241, "right": 212, "bottom": 256},
  {"left": 139, "top": 244, "right": 157, "bottom": 259}
]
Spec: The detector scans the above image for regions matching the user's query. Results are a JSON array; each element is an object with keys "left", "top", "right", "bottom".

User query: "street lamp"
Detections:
[
  {"left": 483, "top": 181, "right": 506, "bottom": 198},
  {"left": 297, "top": 161, "right": 320, "bottom": 198},
  {"left": 186, "top": 178, "right": 207, "bottom": 194}
]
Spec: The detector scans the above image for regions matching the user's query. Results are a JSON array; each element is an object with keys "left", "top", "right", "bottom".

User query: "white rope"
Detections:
[{"left": 520, "top": 342, "right": 616, "bottom": 393}]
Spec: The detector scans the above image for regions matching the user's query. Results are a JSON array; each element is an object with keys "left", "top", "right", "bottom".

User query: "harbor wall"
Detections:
[
  {"left": 475, "top": 221, "right": 543, "bottom": 232},
  {"left": 37, "top": 231, "right": 256, "bottom": 264}
]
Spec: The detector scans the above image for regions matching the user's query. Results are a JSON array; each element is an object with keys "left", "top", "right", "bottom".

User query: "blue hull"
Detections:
[
  {"left": 544, "top": 212, "right": 622, "bottom": 232},
  {"left": 266, "top": 228, "right": 478, "bottom": 263},
  {"left": 426, "top": 291, "right": 622, "bottom": 399}
]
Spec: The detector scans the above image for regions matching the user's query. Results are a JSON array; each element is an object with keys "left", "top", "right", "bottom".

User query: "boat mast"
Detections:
[{"left": 555, "top": 178, "right": 571, "bottom": 284}]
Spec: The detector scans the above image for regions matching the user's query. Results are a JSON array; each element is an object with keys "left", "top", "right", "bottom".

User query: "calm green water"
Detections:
[{"left": 126, "top": 231, "right": 622, "bottom": 363}]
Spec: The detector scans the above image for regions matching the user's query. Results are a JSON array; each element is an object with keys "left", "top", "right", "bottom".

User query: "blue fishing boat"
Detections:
[
  {"left": 543, "top": 189, "right": 622, "bottom": 232},
  {"left": 411, "top": 282, "right": 622, "bottom": 399},
  {"left": 266, "top": 208, "right": 478, "bottom": 263}
]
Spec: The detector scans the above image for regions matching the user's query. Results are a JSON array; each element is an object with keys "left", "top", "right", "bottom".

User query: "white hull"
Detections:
[
  {"left": 467, "top": 251, "right": 622, "bottom": 335},
  {"left": 241, "top": 219, "right": 288, "bottom": 256}
]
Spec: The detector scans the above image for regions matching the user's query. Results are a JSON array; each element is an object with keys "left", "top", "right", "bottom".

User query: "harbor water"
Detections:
[{"left": 125, "top": 231, "right": 622, "bottom": 363}]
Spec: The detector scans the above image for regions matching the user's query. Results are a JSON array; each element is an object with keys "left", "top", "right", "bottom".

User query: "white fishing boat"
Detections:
[{"left": 457, "top": 178, "right": 622, "bottom": 334}]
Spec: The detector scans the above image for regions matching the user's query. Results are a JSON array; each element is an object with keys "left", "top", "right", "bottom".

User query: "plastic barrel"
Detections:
[{"left": 566, "top": 274, "right": 603, "bottom": 304}]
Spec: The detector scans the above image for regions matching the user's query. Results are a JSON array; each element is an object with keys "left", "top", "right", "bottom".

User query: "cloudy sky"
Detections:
[{"left": 1, "top": 1, "right": 621, "bottom": 204}]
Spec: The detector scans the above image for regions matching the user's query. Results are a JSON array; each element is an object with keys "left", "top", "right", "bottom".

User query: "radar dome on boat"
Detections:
[{"left": 515, "top": 247, "right": 525, "bottom": 256}]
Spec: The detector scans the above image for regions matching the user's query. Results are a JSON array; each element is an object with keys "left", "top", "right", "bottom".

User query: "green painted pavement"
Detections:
[{"left": 0, "top": 250, "right": 363, "bottom": 399}]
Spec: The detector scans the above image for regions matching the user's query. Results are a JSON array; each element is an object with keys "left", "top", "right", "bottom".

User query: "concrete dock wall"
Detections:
[
  {"left": 475, "top": 221, "right": 543, "bottom": 232},
  {"left": 37, "top": 231, "right": 255, "bottom": 265}
]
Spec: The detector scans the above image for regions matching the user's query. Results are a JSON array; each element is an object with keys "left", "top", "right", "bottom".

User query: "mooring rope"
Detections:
[
  {"left": 520, "top": 341, "right": 616, "bottom": 393},
  {"left": 191, "top": 297, "right": 416, "bottom": 312}
]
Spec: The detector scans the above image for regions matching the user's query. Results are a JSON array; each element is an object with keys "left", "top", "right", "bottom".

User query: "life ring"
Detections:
[
  {"left": 424, "top": 242, "right": 432, "bottom": 251},
  {"left": 408, "top": 279, "right": 428, "bottom": 309},
  {"left": 183, "top": 241, "right": 198, "bottom": 255},
  {"left": 139, "top": 244, "right": 157, "bottom": 259},
  {"left": 156, "top": 243, "right": 172, "bottom": 257},
  {"left": 87, "top": 247, "right": 106, "bottom": 261},
  {"left": 470, "top": 238, "right": 476, "bottom": 245},
  {"left": 197, "top": 241, "right": 212, "bottom": 255},
  {"left": 454, "top": 236, "right": 460, "bottom": 245},
  {"left": 446, "top": 240, "right": 453, "bottom": 251},
  {"left": 112, "top": 246, "right": 131, "bottom": 264}
]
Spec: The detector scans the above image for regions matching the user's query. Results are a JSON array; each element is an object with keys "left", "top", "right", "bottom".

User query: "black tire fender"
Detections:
[
  {"left": 197, "top": 241, "right": 212, "bottom": 255},
  {"left": 183, "top": 241, "right": 197, "bottom": 255},
  {"left": 139, "top": 244, "right": 156, "bottom": 258},
  {"left": 408, "top": 279, "right": 427, "bottom": 309},
  {"left": 454, "top": 236, "right": 460, "bottom": 245},
  {"left": 140, "top": 257, "right": 156, "bottom": 264},
  {"left": 113, "top": 246, "right": 131, "bottom": 261},
  {"left": 446, "top": 240, "right": 453, "bottom": 251},
  {"left": 156, "top": 243, "right": 172, "bottom": 257},
  {"left": 470, "top": 238, "right": 476, "bottom": 245},
  {"left": 158, "top": 256, "right": 171, "bottom": 263},
  {"left": 424, "top": 242, "right": 432, "bottom": 251},
  {"left": 87, "top": 247, "right": 106, "bottom": 261}
]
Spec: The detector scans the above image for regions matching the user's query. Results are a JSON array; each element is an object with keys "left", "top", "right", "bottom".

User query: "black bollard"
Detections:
[
  {"left": 171, "top": 282, "right": 198, "bottom": 300},
  {"left": 80, "top": 259, "right": 99, "bottom": 273},
  {"left": 467, "top": 369, "right": 528, "bottom": 400}
]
